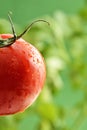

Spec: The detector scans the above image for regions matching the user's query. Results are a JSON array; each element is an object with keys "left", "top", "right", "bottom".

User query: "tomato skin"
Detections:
[{"left": 0, "top": 34, "right": 46, "bottom": 115}]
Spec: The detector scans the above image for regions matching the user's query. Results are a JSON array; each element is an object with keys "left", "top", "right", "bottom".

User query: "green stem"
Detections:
[{"left": 0, "top": 13, "right": 49, "bottom": 48}]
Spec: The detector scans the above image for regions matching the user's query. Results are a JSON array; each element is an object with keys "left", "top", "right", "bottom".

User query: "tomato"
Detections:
[
  {"left": 0, "top": 13, "right": 49, "bottom": 115},
  {"left": 0, "top": 34, "right": 46, "bottom": 115}
]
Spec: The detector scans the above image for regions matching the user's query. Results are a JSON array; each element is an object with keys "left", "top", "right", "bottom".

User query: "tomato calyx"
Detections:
[{"left": 0, "top": 13, "right": 50, "bottom": 48}]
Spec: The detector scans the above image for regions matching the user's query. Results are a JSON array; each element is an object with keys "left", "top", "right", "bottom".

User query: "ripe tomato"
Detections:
[{"left": 0, "top": 34, "right": 46, "bottom": 115}]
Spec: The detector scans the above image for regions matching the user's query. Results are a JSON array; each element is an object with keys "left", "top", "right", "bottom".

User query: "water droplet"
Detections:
[
  {"left": 28, "top": 53, "right": 32, "bottom": 57},
  {"left": 8, "top": 104, "right": 11, "bottom": 109},
  {"left": 33, "top": 58, "right": 36, "bottom": 62},
  {"left": 22, "top": 51, "right": 25, "bottom": 54},
  {"left": 37, "top": 58, "right": 40, "bottom": 63}
]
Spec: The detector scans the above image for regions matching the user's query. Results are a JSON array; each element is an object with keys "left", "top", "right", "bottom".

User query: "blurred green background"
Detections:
[
  {"left": 0, "top": 0, "right": 87, "bottom": 130},
  {"left": 0, "top": 0, "right": 84, "bottom": 25}
]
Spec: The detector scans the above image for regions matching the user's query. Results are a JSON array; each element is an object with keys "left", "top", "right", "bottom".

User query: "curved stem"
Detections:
[
  {"left": 8, "top": 12, "right": 17, "bottom": 39},
  {"left": 17, "top": 20, "right": 50, "bottom": 39},
  {"left": 0, "top": 15, "right": 50, "bottom": 48}
]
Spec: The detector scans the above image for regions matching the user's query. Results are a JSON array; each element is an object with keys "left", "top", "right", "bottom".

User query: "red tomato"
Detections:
[{"left": 0, "top": 34, "right": 46, "bottom": 115}]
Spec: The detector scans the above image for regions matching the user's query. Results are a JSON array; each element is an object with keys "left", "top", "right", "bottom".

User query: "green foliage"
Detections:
[{"left": 0, "top": 9, "right": 87, "bottom": 130}]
